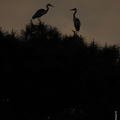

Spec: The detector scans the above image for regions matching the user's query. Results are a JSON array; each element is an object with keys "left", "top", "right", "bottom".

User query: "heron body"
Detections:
[
  {"left": 74, "top": 17, "right": 80, "bottom": 31},
  {"left": 32, "top": 3, "right": 54, "bottom": 19},
  {"left": 70, "top": 8, "right": 81, "bottom": 33}
]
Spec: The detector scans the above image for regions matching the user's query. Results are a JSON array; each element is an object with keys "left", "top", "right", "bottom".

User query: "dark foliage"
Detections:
[{"left": 0, "top": 21, "right": 120, "bottom": 120}]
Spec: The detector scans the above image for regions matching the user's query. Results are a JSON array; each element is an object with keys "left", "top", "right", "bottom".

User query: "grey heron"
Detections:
[
  {"left": 32, "top": 3, "right": 54, "bottom": 20},
  {"left": 70, "top": 8, "right": 81, "bottom": 34}
]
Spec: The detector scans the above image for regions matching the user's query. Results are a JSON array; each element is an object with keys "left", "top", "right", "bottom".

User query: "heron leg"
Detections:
[
  {"left": 30, "top": 19, "right": 33, "bottom": 25},
  {"left": 75, "top": 30, "right": 78, "bottom": 35},
  {"left": 72, "top": 29, "right": 76, "bottom": 35},
  {"left": 37, "top": 18, "right": 41, "bottom": 24}
]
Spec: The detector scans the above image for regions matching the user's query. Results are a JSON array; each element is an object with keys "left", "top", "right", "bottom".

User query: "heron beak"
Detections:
[
  {"left": 70, "top": 9, "right": 73, "bottom": 11},
  {"left": 51, "top": 5, "right": 54, "bottom": 7}
]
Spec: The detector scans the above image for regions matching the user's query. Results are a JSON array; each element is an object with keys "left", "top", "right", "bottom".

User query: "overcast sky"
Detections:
[{"left": 0, "top": 0, "right": 120, "bottom": 46}]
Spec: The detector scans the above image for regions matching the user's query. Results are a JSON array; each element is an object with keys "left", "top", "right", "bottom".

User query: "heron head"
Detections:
[
  {"left": 47, "top": 3, "right": 54, "bottom": 7},
  {"left": 70, "top": 8, "right": 77, "bottom": 11}
]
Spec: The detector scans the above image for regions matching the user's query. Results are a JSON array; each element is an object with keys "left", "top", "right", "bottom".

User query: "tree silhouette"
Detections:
[{"left": 0, "top": 21, "right": 120, "bottom": 120}]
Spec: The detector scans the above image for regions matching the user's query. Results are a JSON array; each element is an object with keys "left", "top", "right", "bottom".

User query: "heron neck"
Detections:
[
  {"left": 73, "top": 10, "right": 77, "bottom": 19},
  {"left": 46, "top": 5, "right": 49, "bottom": 12}
]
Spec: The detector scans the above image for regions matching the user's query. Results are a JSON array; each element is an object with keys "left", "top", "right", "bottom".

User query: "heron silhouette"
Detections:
[
  {"left": 70, "top": 8, "right": 81, "bottom": 35},
  {"left": 32, "top": 3, "right": 54, "bottom": 20}
]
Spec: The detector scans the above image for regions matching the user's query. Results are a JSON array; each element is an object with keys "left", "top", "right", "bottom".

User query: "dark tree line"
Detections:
[{"left": 0, "top": 21, "right": 120, "bottom": 120}]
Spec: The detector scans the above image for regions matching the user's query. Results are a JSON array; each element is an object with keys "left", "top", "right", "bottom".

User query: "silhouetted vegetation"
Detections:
[{"left": 0, "top": 21, "right": 120, "bottom": 120}]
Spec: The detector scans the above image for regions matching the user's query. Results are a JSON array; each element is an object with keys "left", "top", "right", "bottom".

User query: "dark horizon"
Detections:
[{"left": 0, "top": 21, "right": 120, "bottom": 120}]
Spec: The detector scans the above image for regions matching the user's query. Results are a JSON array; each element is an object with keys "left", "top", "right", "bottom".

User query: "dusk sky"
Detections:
[{"left": 0, "top": 0, "right": 120, "bottom": 45}]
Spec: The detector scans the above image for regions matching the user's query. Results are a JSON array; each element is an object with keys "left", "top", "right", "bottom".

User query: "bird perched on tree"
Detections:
[
  {"left": 70, "top": 8, "right": 81, "bottom": 34},
  {"left": 32, "top": 3, "right": 54, "bottom": 20}
]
